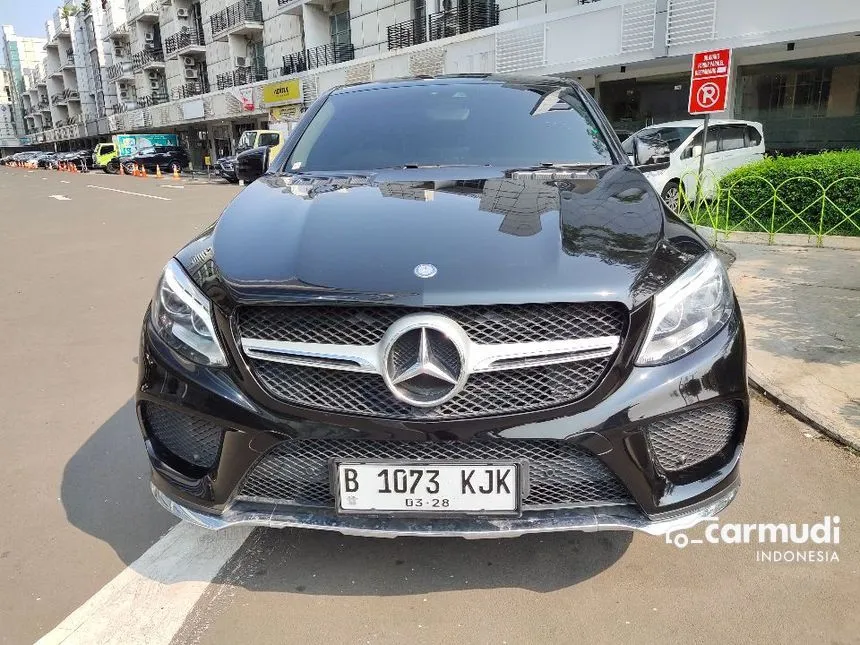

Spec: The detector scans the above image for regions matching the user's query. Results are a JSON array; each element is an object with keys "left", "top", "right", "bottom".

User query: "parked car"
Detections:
[
  {"left": 140, "top": 75, "right": 747, "bottom": 539},
  {"left": 622, "top": 119, "right": 765, "bottom": 210},
  {"left": 37, "top": 152, "right": 60, "bottom": 168},
  {"left": 108, "top": 145, "right": 189, "bottom": 174},
  {"left": 215, "top": 130, "right": 285, "bottom": 182}
]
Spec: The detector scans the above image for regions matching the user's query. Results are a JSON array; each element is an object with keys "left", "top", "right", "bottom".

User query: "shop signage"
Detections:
[{"left": 262, "top": 79, "right": 303, "bottom": 106}]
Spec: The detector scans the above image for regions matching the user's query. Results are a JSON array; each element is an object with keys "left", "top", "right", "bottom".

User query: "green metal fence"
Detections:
[{"left": 678, "top": 171, "right": 860, "bottom": 246}]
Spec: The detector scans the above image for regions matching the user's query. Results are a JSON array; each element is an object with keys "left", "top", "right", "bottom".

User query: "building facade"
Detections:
[
  {"left": 4, "top": 0, "right": 860, "bottom": 157},
  {"left": 1, "top": 25, "right": 48, "bottom": 145}
]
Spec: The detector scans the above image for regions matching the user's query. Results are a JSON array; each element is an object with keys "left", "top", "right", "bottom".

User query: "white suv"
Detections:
[{"left": 621, "top": 119, "right": 765, "bottom": 210}]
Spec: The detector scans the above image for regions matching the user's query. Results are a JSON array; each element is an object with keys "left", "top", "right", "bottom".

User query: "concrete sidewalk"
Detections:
[{"left": 724, "top": 243, "right": 860, "bottom": 451}]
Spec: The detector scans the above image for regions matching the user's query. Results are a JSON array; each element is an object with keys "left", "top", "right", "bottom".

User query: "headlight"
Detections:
[
  {"left": 150, "top": 259, "right": 227, "bottom": 366},
  {"left": 636, "top": 252, "right": 734, "bottom": 366}
]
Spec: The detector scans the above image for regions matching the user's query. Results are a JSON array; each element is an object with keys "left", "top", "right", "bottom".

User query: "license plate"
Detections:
[{"left": 335, "top": 462, "right": 520, "bottom": 514}]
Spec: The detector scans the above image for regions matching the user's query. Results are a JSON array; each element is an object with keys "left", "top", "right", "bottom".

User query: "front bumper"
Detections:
[{"left": 137, "top": 310, "right": 748, "bottom": 538}]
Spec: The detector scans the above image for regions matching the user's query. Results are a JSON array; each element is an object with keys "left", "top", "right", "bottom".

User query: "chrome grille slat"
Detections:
[
  {"left": 250, "top": 357, "right": 611, "bottom": 419},
  {"left": 237, "top": 439, "right": 633, "bottom": 509}
]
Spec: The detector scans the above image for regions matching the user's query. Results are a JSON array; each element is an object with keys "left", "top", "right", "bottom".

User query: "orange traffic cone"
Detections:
[
  {"left": 155, "top": 165, "right": 162, "bottom": 178},
  {"left": 119, "top": 162, "right": 125, "bottom": 176},
  {"left": 172, "top": 164, "right": 180, "bottom": 180},
  {"left": 132, "top": 163, "right": 138, "bottom": 177},
  {"left": 141, "top": 166, "right": 148, "bottom": 178}
]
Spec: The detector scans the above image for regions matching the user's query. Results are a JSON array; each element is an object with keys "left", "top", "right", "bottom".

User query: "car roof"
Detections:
[
  {"left": 332, "top": 74, "right": 583, "bottom": 95},
  {"left": 638, "top": 119, "right": 763, "bottom": 129}
]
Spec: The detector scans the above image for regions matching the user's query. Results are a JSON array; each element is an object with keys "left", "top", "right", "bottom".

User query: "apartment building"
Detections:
[
  {"left": 6, "top": 0, "right": 860, "bottom": 158},
  {"left": 1, "top": 25, "right": 48, "bottom": 144},
  {"left": 1, "top": 67, "right": 20, "bottom": 149}
]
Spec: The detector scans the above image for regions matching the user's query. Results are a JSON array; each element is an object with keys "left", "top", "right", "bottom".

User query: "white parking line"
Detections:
[
  {"left": 50, "top": 195, "right": 71, "bottom": 201},
  {"left": 36, "top": 523, "right": 252, "bottom": 645},
  {"left": 86, "top": 185, "right": 172, "bottom": 201}
]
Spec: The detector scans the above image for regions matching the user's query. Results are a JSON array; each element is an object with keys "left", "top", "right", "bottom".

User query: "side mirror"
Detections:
[
  {"left": 236, "top": 146, "right": 270, "bottom": 184},
  {"left": 691, "top": 144, "right": 703, "bottom": 159}
]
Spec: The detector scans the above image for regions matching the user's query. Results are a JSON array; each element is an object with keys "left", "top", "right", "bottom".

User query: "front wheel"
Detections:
[
  {"left": 661, "top": 180, "right": 681, "bottom": 212},
  {"left": 105, "top": 160, "right": 118, "bottom": 174}
]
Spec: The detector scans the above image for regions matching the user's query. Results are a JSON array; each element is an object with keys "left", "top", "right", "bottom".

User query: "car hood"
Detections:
[{"left": 178, "top": 166, "right": 706, "bottom": 311}]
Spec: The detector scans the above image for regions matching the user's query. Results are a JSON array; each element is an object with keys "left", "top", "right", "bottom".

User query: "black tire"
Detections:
[
  {"left": 105, "top": 160, "right": 118, "bottom": 174},
  {"left": 661, "top": 180, "right": 681, "bottom": 212}
]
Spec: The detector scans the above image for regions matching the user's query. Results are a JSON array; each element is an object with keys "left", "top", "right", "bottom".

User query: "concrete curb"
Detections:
[
  {"left": 694, "top": 224, "right": 860, "bottom": 250},
  {"left": 747, "top": 364, "right": 860, "bottom": 454}
]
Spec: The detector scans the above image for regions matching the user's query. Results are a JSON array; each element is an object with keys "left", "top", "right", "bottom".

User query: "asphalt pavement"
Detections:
[{"left": 0, "top": 166, "right": 857, "bottom": 645}]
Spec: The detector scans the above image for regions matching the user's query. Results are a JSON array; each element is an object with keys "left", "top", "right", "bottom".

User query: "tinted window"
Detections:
[
  {"left": 102, "top": 144, "right": 114, "bottom": 153},
  {"left": 286, "top": 83, "right": 613, "bottom": 171},
  {"left": 686, "top": 130, "right": 718, "bottom": 155},
  {"left": 621, "top": 126, "right": 696, "bottom": 155},
  {"left": 138, "top": 147, "right": 155, "bottom": 155},
  {"left": 719, "top": 126, "right": 746, "bottom": 151},
  {"left": 259, "top": 132, "right": 280, "bottom": 147},
  {"left": 746, "top": 125, "right": 762, "bottom": 147}
]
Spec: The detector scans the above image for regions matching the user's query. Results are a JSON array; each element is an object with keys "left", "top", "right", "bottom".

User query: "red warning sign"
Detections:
[{"left": 688, "top": 48, "right": 732, "bottom": 114}]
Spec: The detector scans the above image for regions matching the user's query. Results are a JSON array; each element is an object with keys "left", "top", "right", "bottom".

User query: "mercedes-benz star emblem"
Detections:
[
  {"left": 413, "top": 263, "right": 438, "bottom": 279},
  {"left": 381, "top": 315, "right": 469, "bottom": 408}
]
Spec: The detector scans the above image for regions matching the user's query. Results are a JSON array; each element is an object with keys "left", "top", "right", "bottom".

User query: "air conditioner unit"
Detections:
[
  {"left": 114, "top": 47, "right": 125, "bottom": 57},
  {"left": 118, "top": 82, "right": 128, "bottom": 90},
  {"left": 176, "top": 8, "right": 189, "bottom": 18},
  {"left": 150, "top": 80, "right": 160, "bottom": 89},
  {"left": 234, "top": 56, "right": 247, "bottom": 67},
  {"left": 183, "top": 56, "right": 196, "bottom": 67},
  {"left": 184, "top": 68, "right": 199, "bottom": 79},
  {"left": 120, "top": 90, "right": 129, "bottom": 98},
  {"left": 145, "top": 32, "right": 155, "bottom": 42},
  {"left": 148, "top": 71, "right": 159, "bottom": 80}
]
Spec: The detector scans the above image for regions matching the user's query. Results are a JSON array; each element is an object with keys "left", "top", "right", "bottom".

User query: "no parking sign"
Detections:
[{"left": 688, "top": 48, "right": 732, "bottom": 114}]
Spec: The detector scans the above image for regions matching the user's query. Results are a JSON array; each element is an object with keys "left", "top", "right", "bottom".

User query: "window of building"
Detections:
[{"left": 330, "top": 9, "right": 351, "bottom": 47}]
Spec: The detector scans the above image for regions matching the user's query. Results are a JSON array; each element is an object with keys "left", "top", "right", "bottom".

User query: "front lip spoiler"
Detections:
[{"left": 151, "top": 479, "right": 739, "bottom": 539}]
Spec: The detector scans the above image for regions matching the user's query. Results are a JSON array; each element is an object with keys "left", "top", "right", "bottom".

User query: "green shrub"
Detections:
[{"left": 716, "top": 151, "right": 860, "bottom": 237}]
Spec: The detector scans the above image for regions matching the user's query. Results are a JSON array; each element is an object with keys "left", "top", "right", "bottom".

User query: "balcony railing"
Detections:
[
  {"left": 165, "top": 27, "right": 205, "bottom": 56},
  {"left": 429, "top": 1, "right": 499, "bottom": 41},
  {"left": 63, "top": 88, "right": 81, "bottom": 102},
  {"left": 132, "top": 49, "right": 165, "bottom": 72},
  {"left": 172, "top": 80, "right": 210, "bottom": 100},
  {"left": 387, "top": 18, "right": 426, "bottom": 50},
  {"left": 107, "top": 60, "right": 135, "bottom": 81},
  {"left": 135, "top": 0, "right": 161, "bottom": 21},
  {"left": 138, "top": 92, "right": 169, "bottom": 108},
  {"left": 50, "top": 91, "right": 67, "bottom": 105},
  {"left": 211, "top": 0, "right": 263, "bottom": 39},
  {"left": 61, "top": 52, "right": 76, "bottom": 69},
  {"left": 216, "top": 65, "right": 267, "bottom": 90},
  {"left": 38, "top": 100, "right": 50, "bottom": 110},
  {"left": 282, "top": 42, "right": 355, "bottom": 75}
]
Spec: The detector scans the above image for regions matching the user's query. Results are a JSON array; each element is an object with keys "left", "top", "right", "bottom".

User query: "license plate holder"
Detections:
[{"left": 333, "top": 460, "right": 522, "bottom": 516}]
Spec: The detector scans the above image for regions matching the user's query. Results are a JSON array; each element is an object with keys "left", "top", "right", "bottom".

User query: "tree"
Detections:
[{"left": 61, "top": 3, "right": 80, "bottom": 29}]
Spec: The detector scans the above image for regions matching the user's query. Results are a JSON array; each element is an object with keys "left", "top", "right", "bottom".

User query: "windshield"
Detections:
[
  {"left": 237, "top": 131, "right": 257, "bottom": 152},
  {"left": 285, "top": 82, "right": 614, "bottom": 172},
  {"left": 621, "top": 126, "right": 697, "bottom": 155}
]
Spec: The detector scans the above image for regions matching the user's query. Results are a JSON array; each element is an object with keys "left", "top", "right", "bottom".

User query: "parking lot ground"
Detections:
[{"left": 1, "top": 166, "right": 858, "bottom": 645}]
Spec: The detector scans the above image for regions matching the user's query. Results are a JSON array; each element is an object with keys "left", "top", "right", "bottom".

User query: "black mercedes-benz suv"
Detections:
[{"left": 138, "top": 75, "right": 747, "bottom": 538}]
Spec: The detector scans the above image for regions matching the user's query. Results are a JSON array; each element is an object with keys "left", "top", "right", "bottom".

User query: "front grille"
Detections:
[
  {"left": 250, "top": 357, "right": 611, "bottom": 419},
  {"left": 236, "top": 302, "right": 626, "bottom": 346},
  {"left": 647, "top": 402, "right": 739, "bottom": 472},
  {"left": 237, "top": 439, "right": 633, "bottom": 510},
  {"left": 141, "top": 403, "right": 224, "bottom": 468},
  {"left": 239, "top": 302, "right": 625, "bottom": 419}
]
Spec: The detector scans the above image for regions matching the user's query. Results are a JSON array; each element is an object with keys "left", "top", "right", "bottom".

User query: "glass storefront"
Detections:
[
  {"left": 735, "top": 55, "right": 860, "bottom": 153},
  {"left": 599, "top": 73, "right": 691, "bottom": 138}
]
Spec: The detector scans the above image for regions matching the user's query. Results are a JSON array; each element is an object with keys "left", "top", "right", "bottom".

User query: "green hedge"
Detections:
[{"left": 715, "top": 151, "right": 860, "bottom": 237}]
